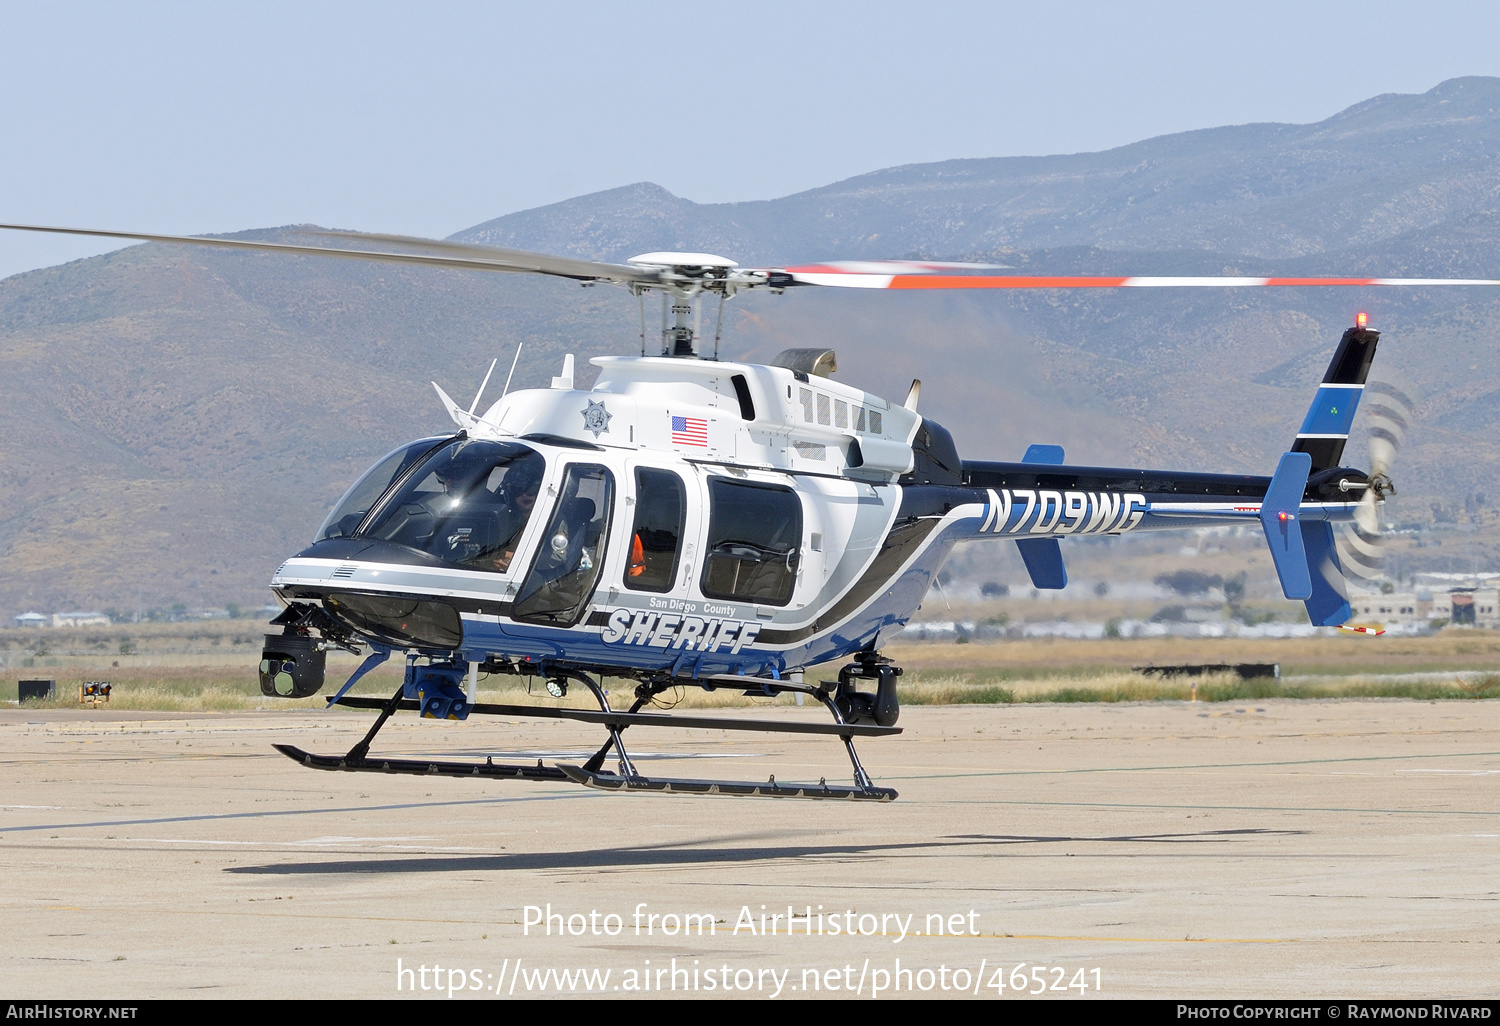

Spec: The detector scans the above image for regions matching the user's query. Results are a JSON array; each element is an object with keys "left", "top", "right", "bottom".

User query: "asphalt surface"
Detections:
[{"left": 2, "top": 698, "right": 1497, "bottom": 1000}]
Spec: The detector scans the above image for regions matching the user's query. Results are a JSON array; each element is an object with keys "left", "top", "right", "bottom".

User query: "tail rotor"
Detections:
[{"left": 1335, "top": 380, "right": 1416, "bottom": 583}]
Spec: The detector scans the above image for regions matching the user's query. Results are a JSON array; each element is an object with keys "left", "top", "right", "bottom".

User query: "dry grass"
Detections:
[
  {"left": 897, "top": 667, "right": 1497, "bottom": 704},
  {"left": 886, "top": 630, "right": 1500, "bottom": 674},
  {"left": 12, "top": 660, "right": 1498, "bottom": 713}
]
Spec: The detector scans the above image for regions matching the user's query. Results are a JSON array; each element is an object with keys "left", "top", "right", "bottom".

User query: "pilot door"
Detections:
[{"left": 510, "top": 462, "right": 615, "bottom": 627}]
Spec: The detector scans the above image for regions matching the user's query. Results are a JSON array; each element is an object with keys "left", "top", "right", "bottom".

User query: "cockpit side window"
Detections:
[
  {"left": 700, "top": 479, "right": 802, "bottom": 606},
  {"left": 624, "top": 468, "right": 686, "bottom": 593},
  {"left": 512, "top": 464, "right": 615, "bottom": 627},
  {"left": 356, "top": 439, "right": 546, "bottom": 572},
  {"left": 316, "top": 436, "right": 451, "bottom": 542}
]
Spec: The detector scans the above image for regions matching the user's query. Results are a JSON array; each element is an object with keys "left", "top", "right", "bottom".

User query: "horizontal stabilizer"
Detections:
[{"left": 1259, "top": 452, "right": 1313, "bottom": 600}]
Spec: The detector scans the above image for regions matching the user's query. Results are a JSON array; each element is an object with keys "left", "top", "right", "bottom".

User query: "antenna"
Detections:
[
  {"left": 468, "top": 358, "right": 499, "bottom": 417},
  {"left": 498, "top": 342, "right": 524, "bottom": 402}
]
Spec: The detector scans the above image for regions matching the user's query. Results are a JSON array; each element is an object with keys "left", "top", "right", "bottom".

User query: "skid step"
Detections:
[
  {"left": 274, "top": 744, "right": 570, "bottom": 781},
  {"left": 556, "top": 764, "right": 897, "bottom": 801}
]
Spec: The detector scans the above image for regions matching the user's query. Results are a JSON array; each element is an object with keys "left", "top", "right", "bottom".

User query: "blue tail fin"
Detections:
[
  {"left": 1259, "top": 452, "right": 1313, "bottom": 600},
  {"left": 1290, "top": 323, "right": 1380, "bottom": 472},
  {"left": 1016, "top": 444, "right": 1068, "bottom": 590},
  {"left": 1301, "top": 521, "right": 1352, "bottom": 626}
]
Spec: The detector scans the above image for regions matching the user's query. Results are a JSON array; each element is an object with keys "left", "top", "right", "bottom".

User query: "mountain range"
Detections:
[{"left": 3, "top": 77, "right": 1499, "bottom": 613}]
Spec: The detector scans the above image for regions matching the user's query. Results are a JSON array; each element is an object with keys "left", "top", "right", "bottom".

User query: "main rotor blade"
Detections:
[
  {"left": 0, "top": 222, "right": 661, "bottom": 285},
  {"left": 776, "top": 265, "right": 1500, "bottom": 289},
  {"left": 293, "top": 227, "right": 661, "bottom": 282},
  {"left": 12, "top": 221, "right": 1498, "bottom": 293}
]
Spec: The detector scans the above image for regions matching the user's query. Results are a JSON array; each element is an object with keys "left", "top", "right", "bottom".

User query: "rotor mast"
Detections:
[{"left": 626, "top": 252, "right": 758, "bottom": 359}]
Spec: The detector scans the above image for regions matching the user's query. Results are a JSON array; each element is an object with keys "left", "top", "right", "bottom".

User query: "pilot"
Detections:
[
  {"left": 488, "top": 458, "right": 543, "bottom": 572},
  {"left": 429, "top": 456, "right": 488, "bottom": 510}
]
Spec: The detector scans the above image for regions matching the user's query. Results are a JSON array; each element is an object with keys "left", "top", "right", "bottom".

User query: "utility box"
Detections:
[{"left": 19, "top": 679, "right": 56, "bottom": 702}]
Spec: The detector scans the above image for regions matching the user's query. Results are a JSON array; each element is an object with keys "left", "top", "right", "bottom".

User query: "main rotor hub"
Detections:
[{"left": 626, "top": 253, "right": 747, "bottom": 360}]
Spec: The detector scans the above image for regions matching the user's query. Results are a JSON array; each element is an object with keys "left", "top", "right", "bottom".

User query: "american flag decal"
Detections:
[{"left": 671, "top": 415, "right": 708, "bottom": 447}]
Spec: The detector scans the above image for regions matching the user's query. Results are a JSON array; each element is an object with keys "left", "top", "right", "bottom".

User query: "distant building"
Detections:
[
  {"left": 1448, "top": 589, "right": 1500, "bottom": 627},
  {"left": 51, "top": 611, "right": 110, "bottom": 628},
  {"left": 1349, "top": 589, "right": 1499, "bottom": 628},
  {"left": 12, "top": 611, "right": 47, "bottom": 628}
]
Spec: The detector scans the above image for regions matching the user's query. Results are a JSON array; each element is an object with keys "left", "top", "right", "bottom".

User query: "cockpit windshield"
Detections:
[
  {"left": 317, "top": 436, "right": 451, "bottom": 542},
  {"left": 353, "top": 438, "right": 547, "bottom": 572}
]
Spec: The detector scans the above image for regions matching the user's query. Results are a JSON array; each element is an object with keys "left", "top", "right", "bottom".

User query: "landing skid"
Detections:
[
  {"left": 557, "top": 764, "right": 896, "bottom": 802},
  {"left": 280, "top": 664, "right": 901, "bottom": 801},
  {"left": 273, "top": 744, "right": 570, "bottom": 781}
]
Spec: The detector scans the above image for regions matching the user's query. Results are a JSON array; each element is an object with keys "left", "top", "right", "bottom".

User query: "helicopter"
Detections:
[{"left": 0, "top": 221, "right": 1474, "bottom": 801}]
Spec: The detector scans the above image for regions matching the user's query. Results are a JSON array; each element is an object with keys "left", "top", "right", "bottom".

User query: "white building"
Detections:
[
  {"left": 1349, "top": 589, "right": 1499, "bottom": 628},
  {"left": 50, "top": 611, "right": 110, "bottom": 628}
]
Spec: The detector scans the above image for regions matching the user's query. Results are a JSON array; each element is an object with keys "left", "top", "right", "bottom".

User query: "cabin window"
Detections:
[
  {"left": 624, "top": 468, "right": 686, "bottom": 593},
  {"left": 700, "top": 479, "right": 801, "bottom": 606},
  {"left": 512, "top": 464, "right": 614, "bottom": 626}
]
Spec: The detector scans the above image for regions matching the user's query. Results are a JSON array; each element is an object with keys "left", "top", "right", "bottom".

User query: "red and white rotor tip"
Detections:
[{"left": 1337, "top": 624, "right": 1385, "bottom": 636}]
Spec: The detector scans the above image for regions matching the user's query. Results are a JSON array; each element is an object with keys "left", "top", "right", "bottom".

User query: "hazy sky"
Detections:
[{"left": 3, "top": 1, "right": 1500, "bottom": 280}]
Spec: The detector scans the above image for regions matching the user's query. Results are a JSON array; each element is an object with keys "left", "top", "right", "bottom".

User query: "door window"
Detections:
[
  {"left": 624, "top": 468, "right": 686, "bottom": 593},
  {"left": 512, "top": 464, "right": 615, "bottom": 626}
]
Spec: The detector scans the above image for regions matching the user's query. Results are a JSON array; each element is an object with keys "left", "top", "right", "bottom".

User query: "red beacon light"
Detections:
[{"left": 1356, "top": 312, "right": 1368, "bottom": 329}]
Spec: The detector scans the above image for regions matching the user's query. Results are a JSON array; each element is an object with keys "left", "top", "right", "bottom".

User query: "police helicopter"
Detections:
[{"left": 0, "top": 221, "right": 1475, "bottom": 801}]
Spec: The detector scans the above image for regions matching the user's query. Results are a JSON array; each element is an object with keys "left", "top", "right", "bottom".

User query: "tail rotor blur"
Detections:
[{"left": 1336, "top": 380, "right": 1416, "bottom": 583}]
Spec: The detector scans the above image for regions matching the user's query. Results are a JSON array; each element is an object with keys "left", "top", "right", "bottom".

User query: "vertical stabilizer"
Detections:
[
  {"left": 1291, "top": 324, "right": 1380, "bottom": 471},
  {"left": 1015, "top": 444, "right": 1068, "bottom": 590}
]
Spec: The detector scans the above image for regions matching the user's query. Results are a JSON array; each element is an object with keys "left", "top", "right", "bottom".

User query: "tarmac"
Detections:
[{"left": 2, "top": 697, "right": 1497, "bottom": 1000}]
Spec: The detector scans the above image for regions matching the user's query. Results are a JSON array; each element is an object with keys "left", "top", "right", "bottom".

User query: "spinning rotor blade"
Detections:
[
  {"left": 0, "top": 222, "right": 662, "bottom": 286},
  {"left": 1362, "top": 380, "right": 1415, "bottom": 484},
  {"left": 9, "top": 221, "right": 1500, "bottom": 294},
  {"left": 1334, "top": 380, "right": 1418, "bottom": 583},
  {"left": 1337, "top": 489, "right": 1387, "bottom": 582},
  {"left": 774, "top": 260, "right": 1500, "bottom": 290}
]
